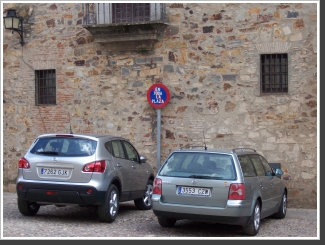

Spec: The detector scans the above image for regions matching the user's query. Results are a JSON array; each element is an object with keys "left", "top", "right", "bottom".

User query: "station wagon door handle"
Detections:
[{"left": 116, "top": 163, "right": 122, "bottom": 168}]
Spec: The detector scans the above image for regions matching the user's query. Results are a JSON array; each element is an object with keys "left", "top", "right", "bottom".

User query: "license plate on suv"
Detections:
[
  {"left": 177, "top": 186, "right": 210, "bottom": 196},
  {"left": 40, "top": 168, "right": 69, "bottom": 176}
]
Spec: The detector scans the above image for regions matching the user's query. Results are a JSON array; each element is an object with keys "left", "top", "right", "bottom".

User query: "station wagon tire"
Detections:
[
  {"left": 134, "top": 179, "right": 153, "bottom": 210},
  {"left": 242, "top": 201, "right": 261, "bottom": 236},
  {"left": 17, "top": 199, "right": 40, "bottom": 216},
  {"left": 273, "top": 191, "right": 287, "bottom": 219},
  {"left": 157, "top": 217, "right": 177, "bottom": 227},
  {"left": 98, "top": 184, "right": 119, "bottom": 223}
]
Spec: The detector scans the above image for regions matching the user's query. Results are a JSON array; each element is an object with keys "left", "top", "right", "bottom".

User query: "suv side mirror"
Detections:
[{"left": 140, "top": 155, "right": 147, "bottom": 163}]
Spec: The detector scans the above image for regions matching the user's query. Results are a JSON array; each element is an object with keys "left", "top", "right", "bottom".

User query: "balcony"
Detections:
[{"left": 82, "top": 3, "right": 168, "bottom": 52}]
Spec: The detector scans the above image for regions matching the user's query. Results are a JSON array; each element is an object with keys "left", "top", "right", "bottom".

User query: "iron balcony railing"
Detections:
[{"left": 82, "top": 3, "right": 167, "bottom": 25}]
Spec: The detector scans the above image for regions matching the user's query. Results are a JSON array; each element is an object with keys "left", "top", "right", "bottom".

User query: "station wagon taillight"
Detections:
[
  {"left": 228, "top": 183, "right": 245, "bottom": 200},
  {"left": 82, "top": 160, "right": 106, "bottom": 173},
  {"left": 18, "top": 157, "right": 30, "bottom": 169},
  {"left": 153, "top": 178, "right": 162, "bottom": 195}
]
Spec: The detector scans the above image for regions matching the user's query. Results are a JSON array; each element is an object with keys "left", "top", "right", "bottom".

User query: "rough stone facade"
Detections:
[{"left": 2, "top": 2, "right": 318, "bottom": 208}]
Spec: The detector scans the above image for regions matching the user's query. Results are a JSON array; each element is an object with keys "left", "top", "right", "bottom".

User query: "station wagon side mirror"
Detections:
[
  {"left": 140, "top": 155, "right": 147, "bottom": 163},
  {"left": 274, "top": 168, "right": 283, "bottom": 179}
]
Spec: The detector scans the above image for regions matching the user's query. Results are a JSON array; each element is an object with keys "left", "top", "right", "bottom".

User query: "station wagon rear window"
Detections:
[
  {"left": 30, "top": 137, "right": 97, "bottom": 157},
  {"left": 159, "top": 152, "right": 236, "bottom": 180}
]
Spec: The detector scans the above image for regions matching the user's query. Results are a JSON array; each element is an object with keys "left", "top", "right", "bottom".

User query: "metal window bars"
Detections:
[
  {"left": 82, "top": 3, "right": 167, "bottom": 25},
  {"left": 260, "top": 53, "right": 288, "bottom": 94}
]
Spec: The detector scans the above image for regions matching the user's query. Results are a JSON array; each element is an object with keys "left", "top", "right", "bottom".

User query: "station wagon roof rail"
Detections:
[
  {"left": 231, "top": 148, "right": 257, "bottom": 153},
  {"left": 178, "top": 146, "right": 207, "bottom": 150}
]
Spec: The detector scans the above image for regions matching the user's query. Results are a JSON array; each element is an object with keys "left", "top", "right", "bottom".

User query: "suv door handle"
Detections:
[{"left": 116, "top": 163, "right": 122, "bottom": 168}]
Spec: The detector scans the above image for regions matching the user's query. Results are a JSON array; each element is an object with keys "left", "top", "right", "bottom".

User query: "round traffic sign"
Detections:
[{"left": 147, "top": 84, "right": 170, "bottom": 109}]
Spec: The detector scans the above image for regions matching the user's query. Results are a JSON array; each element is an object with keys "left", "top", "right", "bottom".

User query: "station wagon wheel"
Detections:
[
  {"left": 134, "top": 179, "right": 153, "bottom": 210},
  {"left": 98, "top": 184, "right": 119, "bottom": 223},
  {"left": 157, "top": 217, "right": 177, "bottom": 227},
  {"left": 242, "top": 201, "right": 261, "bottom": 236},
  {"left": 273, "top": 191, "right": 287, "bottom": 219},
  {"left": 17, "top": 199, "right": 40, "bottom": 216}
]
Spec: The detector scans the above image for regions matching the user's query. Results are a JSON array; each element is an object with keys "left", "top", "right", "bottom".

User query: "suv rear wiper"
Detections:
[{"left": 36, "top": 151, "right": 59, "bottom": 155}]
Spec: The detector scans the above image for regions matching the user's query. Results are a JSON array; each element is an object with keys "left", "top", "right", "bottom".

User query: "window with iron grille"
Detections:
[
  {"left": 35, "top": 69, "right": 56, "bottom": 105},
  {"left": 112, "top": 3, "right": 150, "bottom": 23},
  {"left": 92, "top": 3, "right": 163, "bottom": 25},
  {"left": 260, "top": 54, "right": 288, "bottom": 94}
]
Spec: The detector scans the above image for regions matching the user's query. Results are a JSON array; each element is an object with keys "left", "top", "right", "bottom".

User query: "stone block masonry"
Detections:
[{"left": 2, "top": 2, "right": 318, "bottom": 208}]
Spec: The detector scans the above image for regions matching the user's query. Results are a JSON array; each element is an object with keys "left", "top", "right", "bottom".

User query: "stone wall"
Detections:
[{"left": 2, "top": 2, "right": 318, "bottom": 208}]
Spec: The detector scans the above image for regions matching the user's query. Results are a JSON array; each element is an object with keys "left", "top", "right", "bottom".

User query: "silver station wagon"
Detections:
[
  {"left": 16, "top": 133, "right": 155, "bottom": 223},
  {"left": 151, "top": 147, "right": 287, "bottom": 236}
]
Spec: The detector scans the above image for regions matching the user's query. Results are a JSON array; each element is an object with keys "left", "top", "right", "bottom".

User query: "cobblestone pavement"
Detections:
[{"left": 1, "top": 192, "right": 318, "bottom": 239}]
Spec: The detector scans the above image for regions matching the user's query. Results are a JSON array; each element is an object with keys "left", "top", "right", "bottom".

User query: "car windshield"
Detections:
[
  {"left": 30, "top": 137, "right": 97, "bottom": 157},
  {"left": 159, "top": 152, "right": 236, "bottom": 180}
]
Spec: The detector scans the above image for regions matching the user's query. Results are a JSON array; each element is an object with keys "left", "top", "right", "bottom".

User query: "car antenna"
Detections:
[
  {"left": 68, "top": 112, "right": 73, "bottom": 134},
  {"left": 203, "top": 131, "right": 207, "bottom": 150}
]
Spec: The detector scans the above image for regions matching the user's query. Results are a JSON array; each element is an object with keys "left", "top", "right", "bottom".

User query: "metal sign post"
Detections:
[{"left": 147, "top": 84, "right": 170, "bottom": 171}]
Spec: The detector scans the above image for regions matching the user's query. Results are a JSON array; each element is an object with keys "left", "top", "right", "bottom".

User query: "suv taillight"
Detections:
[
  {"left": 228, "top": 183, "right": 245, "bottom": 200},
  {"left": 153, "top": 178, "right": 162, "bottom": 195},
  {"left": 82, "top": 160, "right": 106, "bottom": 173},
  {"left": 18, "top": 157, "right": 30, "bottom": 169}
]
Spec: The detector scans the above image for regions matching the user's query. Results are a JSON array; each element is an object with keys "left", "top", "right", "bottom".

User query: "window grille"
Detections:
[
  {"left": 83, "top": 3, "right": 165, "bottom": 25},
  {"left": 35, "top": 69, "right": 56, "bottom": 105},
  {"left": 112, "top": 3, "right": 150, "bottom": 23},
  {"left": 260, "top": 54, "right": 288, "bottom": 94}
]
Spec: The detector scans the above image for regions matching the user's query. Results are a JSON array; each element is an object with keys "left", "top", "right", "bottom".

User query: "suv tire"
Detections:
[
  {"left": 273, "top": 191, "right": 287, "bottom": 219},
  {"left": 242, "top": 201, "right": 261, "bottom": 236},
  {"left": 134, "top": 180, "right": 153, "bottom": 210},
  {"left": 18, "top": 199, "right": 40, "bottom": 216},
  {"left": 157, "top": 217, "right": 177, "bottom": 227},
  {"left": 98, "top": 184, "right": 119, "bottom": 223}
]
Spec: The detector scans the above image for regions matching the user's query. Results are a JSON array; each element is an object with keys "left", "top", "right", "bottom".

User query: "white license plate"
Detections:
[
  {"left": 177, "top": 186, "right": 210, "bottom": 196},
  {"left": 41, "top": 168, "right": 69, "bottom": 176}
]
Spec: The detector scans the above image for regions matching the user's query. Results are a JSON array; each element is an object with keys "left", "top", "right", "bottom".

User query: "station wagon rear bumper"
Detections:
[
  {"left": 151, "top": 195, "right": 252, "bottom": 226},
  {"left": 152, "top": 210, "right": 251, "bottom": 226}
]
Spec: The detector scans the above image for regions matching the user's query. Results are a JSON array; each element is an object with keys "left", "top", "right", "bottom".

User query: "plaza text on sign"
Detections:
[{"left": 147, "top": 84, "right": 170, "bottom": 109}]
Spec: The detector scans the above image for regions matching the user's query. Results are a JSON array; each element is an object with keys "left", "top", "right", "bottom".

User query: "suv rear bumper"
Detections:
[{"left": 16, "top": 181, "right": 107, "bottom": 205}]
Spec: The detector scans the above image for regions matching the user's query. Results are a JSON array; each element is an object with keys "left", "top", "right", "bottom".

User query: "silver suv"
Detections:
[
  {"left": 16, "top": 133, "right": 155, "bottom": 222},
  {"left": 151, "top": 147, "right": 287, "bottom": 236}
]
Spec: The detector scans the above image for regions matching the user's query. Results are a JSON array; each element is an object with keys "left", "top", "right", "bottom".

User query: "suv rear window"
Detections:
[
  {"left": 30, "top": 137, "right": 97, "bottom": 157},
  {"left": 159, "top": 152, "right": 236, "bottom": 180}
]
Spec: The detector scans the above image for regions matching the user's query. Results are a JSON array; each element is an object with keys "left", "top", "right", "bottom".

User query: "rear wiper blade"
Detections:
[
  {"left": 36, "top": 151, "right": 59, "bottom": 155},
  {"left": 188, "top": 175, "right": 211, "bottom": 179},
  {"left": 188, "top": 175, "right": 224, "bottom": 179}
]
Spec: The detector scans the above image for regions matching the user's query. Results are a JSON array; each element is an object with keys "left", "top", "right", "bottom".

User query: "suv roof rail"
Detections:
[
  {"left": 178, "top": 145, "right": 207, "bottom": 150},
  {"left": 232, "top": 148, "right": 256, "bottom": 153}
]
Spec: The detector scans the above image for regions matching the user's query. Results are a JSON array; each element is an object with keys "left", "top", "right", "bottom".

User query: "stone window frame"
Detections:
[
  {"left": 255, "top": 42, "right": 291, "bottom": 95},
  {"left": 35, "top": 69, "right": 56, "bottom": 105}
]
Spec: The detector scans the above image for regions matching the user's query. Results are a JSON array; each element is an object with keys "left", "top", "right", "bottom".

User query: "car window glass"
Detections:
[
  {"left": 160, "top": 152, "right": 235, "bottom": 180},
  {"left": 123, "top": 141, "right": 139, "bottom": 162},
  {"left": 105, "top": 142, "right": 112, "bottom": 154},
  {"left": 111, "top": 140, "right": 125, "bottom": 159},
  {"left": 238, "top": 155, "right": 256, "bottom": 177},
  {"left": 30, "top": 137, "right": 96, "bottom": 156},
  {"left": 249, "top": 154, "right": 265, "bottom": 176},
  {"left": 259, "top": 155, "right": 274, "bottom": 176}
]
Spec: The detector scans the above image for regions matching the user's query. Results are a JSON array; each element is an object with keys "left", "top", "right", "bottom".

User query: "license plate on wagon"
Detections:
[
  {"left": 41, "top": 168, "right": 69, "bottom": 176},
  {"left": 177, "top": 186, "right": 210, "bottom": 196}
]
